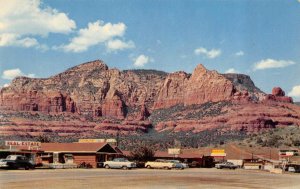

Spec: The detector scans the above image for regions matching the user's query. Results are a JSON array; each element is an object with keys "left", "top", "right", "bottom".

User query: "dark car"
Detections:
[{"left": 0, "top": 155, "right": 35, "bottom": 170}]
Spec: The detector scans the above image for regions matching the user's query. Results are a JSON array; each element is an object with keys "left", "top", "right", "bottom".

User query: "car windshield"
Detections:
[
  {"left": 167, "top": 160, "right": 180, "bottom": 163},
  {"left": 114, "top": 158, "right": 128, "bottom": 162},
  {"left": 6, "top": 155, "right": 17, "bottom": 160}
]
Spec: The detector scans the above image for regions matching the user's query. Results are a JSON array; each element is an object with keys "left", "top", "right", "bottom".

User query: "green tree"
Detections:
[{"left": 130, "top": 143, "right": 155, "bottom": 162}]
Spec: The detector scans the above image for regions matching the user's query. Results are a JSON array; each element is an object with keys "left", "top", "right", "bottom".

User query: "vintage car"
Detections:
[
  {"left": 145, "top": 159, "right": 177, "bottom": 169},
  {"left": 215, "top": 162, "right": 238, "bottom": 169},
  {"left": 0, "top": 155, "right": 34, "bottom": 170},
  {"left": 167, "top": 160, "right": 189, "bottom": 169},
  {"left": 103, "top": 158, "right": 136, "bottom": 169}
]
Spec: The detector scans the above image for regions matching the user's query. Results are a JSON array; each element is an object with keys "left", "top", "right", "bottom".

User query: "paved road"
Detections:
[{"left": 0, "top": 168, "right": 300, "bottom": 189}]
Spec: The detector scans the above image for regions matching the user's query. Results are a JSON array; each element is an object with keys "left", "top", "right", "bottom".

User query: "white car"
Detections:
[
  {"left": 103, "top": 158, "right": 136, "bottom": 170},
  {"left": 145, "top": 159, "right": 177, "bottom": 169}
]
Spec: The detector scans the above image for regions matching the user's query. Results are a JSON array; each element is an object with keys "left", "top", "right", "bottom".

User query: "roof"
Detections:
[
  {"left": 154, "top": 151, "right": 202, "bottom": 159},
  {"left": 41, "top": 142, "right": 112, "bottom": 153},
  {"left": 122, "top": 150, "right": 203, "bottom": 159}
]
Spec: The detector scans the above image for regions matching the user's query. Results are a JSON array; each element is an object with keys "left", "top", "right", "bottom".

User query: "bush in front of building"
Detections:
[{"left": 129, "top": 143, "right": 155, "bottom": 167}]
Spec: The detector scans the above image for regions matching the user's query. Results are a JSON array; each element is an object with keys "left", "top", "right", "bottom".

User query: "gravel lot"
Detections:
[{"left": 0, "top": 168, "right": 299, "bottom": 189}]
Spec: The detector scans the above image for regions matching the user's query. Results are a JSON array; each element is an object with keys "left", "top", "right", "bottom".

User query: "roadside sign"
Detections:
[
  {"left": 211, "top": 149, "right": 226, "bottom": 157},
  {"left": 78, "top": 139, "right": 106, "bottom": 143},
  {"left": 168, "top": 148, "right": 181, "bottom": 155}
]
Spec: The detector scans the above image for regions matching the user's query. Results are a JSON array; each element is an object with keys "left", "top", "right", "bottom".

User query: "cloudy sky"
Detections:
[{"left": 0, "top": 0, "right": 300, "bottom": 101}]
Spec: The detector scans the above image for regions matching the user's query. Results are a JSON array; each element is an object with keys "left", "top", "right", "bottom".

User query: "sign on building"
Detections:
[
  {"left": 279, "top": 150, "right": 298, "bottom": 157},
  {"left": 78, "top": 139, "right": 106, "bottom": 143},
  {"left": 211, "top": 149, "right": 226, "bottom": 157},
  {"left": 5, "top": 141, "right": 41, "bottom": 147},
  {"left": 106, "top": 139, "right": 117, "bottom": 144},
  {"left": 168, "top": 148, "right": 181, "bottom": 155},
  {"left": 78, "top": 138, "right": 117, "bottom": 144}
]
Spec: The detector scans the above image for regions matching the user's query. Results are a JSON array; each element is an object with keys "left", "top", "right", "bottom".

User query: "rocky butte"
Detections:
[{"left": 0, "top": 60, "right": 299, "bottom": 138}]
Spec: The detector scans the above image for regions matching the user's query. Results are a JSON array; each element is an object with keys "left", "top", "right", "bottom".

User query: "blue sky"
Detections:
[{"left": 1, "top": 0, "right": 300, "bottom": 100}]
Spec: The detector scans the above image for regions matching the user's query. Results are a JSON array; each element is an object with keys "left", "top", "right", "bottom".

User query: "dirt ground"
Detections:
[{"left": 0, "top": 168, "right": 299, "bottom": 189}]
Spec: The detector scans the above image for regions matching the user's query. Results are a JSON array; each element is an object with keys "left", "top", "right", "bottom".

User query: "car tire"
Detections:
[
  {"left": 146, "top": 165, "right": 151, "bottom": 169},
  {"left": 122, "top": 166, "right": 128, "bottom": 170},
  {"left": 163, "top": 166, "right": 169, "bottom": 170},
  {"left": 104, "top": 165, "right": 110, "bottom": 169},
  {"left": 25, "top": 166, "right": 29, "bottom": 170}
]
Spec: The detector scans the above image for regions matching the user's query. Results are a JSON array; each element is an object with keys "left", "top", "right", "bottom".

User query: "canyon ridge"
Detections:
[{"left": 0, "top": 60, "right": 299, "bottom": 147}]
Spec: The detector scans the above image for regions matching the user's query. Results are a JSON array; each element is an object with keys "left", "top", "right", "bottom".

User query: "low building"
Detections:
[
  {"left": 38, "top": 142, "right": 123, "bottom": 168},
  {"left": 243, "top": 159, "right": 264, "bottom": 170}
]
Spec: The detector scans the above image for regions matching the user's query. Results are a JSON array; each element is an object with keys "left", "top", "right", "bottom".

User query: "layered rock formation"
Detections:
[
  {"left": 264, "top": 87, "right": 293, "bottom": 103},
  {"left": 0, "top": 60, "right": 299, "bottom": 138}
]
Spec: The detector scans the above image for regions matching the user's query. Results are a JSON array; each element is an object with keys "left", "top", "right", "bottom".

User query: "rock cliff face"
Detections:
[{"left": 0, "top": 60, "right": 299, "bottom": 138}]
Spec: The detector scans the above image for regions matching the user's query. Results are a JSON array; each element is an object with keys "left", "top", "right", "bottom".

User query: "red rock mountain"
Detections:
[{"left": 0, "top": 60, "right": 299, "bottom": 137}]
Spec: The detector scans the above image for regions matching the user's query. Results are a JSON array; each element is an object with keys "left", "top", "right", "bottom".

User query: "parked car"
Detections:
[
  {"left": 215, "top": 162, "right": 238, "bottom": 169},
  {"left": 103, "top": 158, "right": 136, "bottom": 169},
  {"left": 0, "top": 155, "right": 34, "bottom": 170},
  {"left": 145, "top": 159, "right": 177, "bottom": 169},
  {"left": 166, "top": 160, "right": 188, "bottom": 169},
  {"left": 287, "top": 165, "right": 300, "bottom": 173}
]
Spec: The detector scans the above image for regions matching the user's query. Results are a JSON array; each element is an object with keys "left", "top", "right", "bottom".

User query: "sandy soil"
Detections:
[{"left": 0, "top": 168, "right": 300, "bottom": 189}]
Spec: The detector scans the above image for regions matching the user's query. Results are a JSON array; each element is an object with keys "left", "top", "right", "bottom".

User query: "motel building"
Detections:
[{"left": 0, "top": 140, "right": 123, "bottom": 168}]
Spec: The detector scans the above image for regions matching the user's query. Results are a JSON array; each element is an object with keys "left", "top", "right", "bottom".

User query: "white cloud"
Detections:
[
  {"left": 0, "top": 0, "right": 76, "bottom": 36},
  {"left": 3, "top": 83, "right": 9, "bottom": 87},
  {"left": 0, "top": 33, "right": 39, "bottom": 48},
  {"left": 58, "top": 20, "right": 126, "bottom": 52},
  {"left": 288, "top": 85, "right": 300, "bottom": 100},
  {"left": 194, "top": 47, "right": 221, "bottom": 59},
  {"left": 225, "top": 68, "right": 238, "bottom": 74},
  {"left": 235, "top": 51, "right": 244, "bottom": 56},
  {"left": 2, "top": 68, "right": 35, "bottom": 80},
  {"left": 106, "top": 39, "right": 135, "bottom": 52},
  {"left": 0, "top": 0, "right": 76, "bottom": 48},
  {"left": 133, "top": 54, "right": 151, "bottom": 67},
  {"left": 253, "top": 59, "right": 295, "bottom": 70}
]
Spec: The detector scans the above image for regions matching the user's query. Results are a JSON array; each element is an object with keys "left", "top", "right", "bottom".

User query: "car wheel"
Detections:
[
  {"left": 163, "top": 166, "right": 169, "bottom": 170},
  {"left": 104, "top": 165, "right": 110, "bottom": 169},
  {"left": 25, "top": 166, "right": 29, "bottom": 170},
  {"left": 146, "top": 165, "right": 151, "bottom": 169},
  {"left": 122, "top": 166, "right": 128, "bottom": 170}
]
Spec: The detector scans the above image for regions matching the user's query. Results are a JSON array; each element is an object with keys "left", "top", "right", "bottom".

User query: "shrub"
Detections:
[{"left": 130, "top": 143, "right": 155, "bottom": 162}]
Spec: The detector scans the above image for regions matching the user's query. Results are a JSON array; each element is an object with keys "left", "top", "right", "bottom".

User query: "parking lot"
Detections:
[{"left": 1, "top": 168, "right": 300, "bottom": 189}]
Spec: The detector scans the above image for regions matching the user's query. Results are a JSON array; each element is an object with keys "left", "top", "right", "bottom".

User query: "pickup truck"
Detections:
[
  {"left": 0, "top": 155, "right": 34, "bottom": 170},
  {"left": 215, "top": 162, "right": 238, "bottom": 169},
  {"left": 145, "top": 159, "right": 177, "bottom": 169},
  {"left": 103, "top": 158, "right": 136, "bottom": 170}
]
